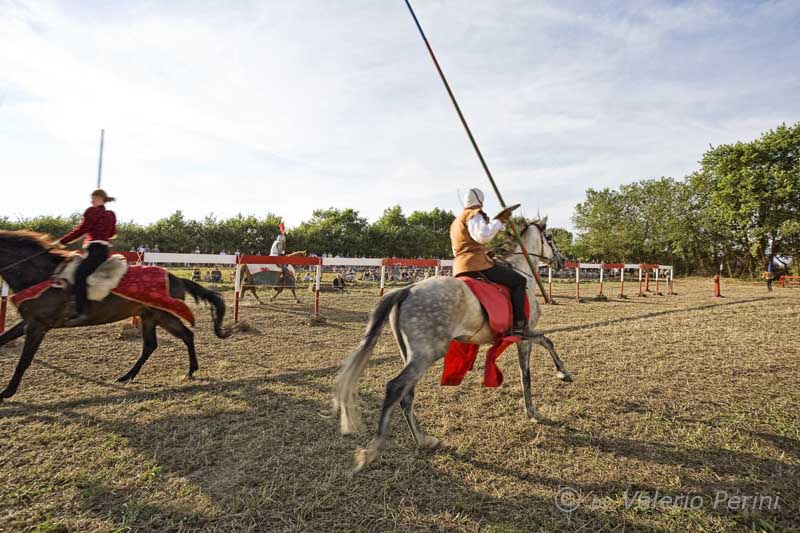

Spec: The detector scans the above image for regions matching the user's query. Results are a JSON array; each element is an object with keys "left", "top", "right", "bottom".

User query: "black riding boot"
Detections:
[{"left": 65, "top": 243, "right": 108, "bottom": 326}]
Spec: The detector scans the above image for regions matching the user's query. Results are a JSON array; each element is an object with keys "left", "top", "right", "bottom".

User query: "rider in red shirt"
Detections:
[{"left": 54, "top": 189, "right": 117, "bottom": 326}]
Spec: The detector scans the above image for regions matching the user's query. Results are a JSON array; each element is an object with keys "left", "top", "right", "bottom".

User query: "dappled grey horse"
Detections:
[{"left": 333, "top": 218, "right": 570, "bottom": 470}]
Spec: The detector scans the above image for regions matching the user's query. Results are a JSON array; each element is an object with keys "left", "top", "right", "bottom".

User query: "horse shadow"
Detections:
[{"left": 1, "top": 362, "right": 680, "bottom": 532}]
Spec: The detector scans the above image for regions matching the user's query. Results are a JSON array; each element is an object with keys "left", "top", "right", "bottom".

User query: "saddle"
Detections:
[
  {"left": 441, "top": 276, "right": 531, "bottom": 388},
  {"left": 54, "top": 253, "right": 129, "bottom": 301}
]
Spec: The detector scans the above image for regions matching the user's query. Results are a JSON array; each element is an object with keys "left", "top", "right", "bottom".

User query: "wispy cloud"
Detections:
[{"left": 1, "top": 0, "right": 798, "bottom": 230}]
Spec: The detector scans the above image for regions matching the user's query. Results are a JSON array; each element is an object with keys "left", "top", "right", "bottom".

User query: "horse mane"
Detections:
[
  {"left": 486, "top": 217, "right": 548, "bottom": 259},
  {"left": 0, "top": 229, "right": 72, "bottom": 259}
]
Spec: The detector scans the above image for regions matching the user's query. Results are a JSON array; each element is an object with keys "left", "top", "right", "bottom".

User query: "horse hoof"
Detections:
[
  {"left": 184, "top": 373, "right": 195, "bottom": 381},
  {"left": 528, "top": 410, "right": 550, "bottom": 424},
  {"left": 418, "top": 435, "right": 441, "bottom": 451},
  {"left": 353, "top": 447, "right": 377, "bottom": 472},
  {"left": 557, "top": 371, "right": 573, "bottom": 382},
  {"left": 116, "top": 375, "right": 133, "bottom": 383}
]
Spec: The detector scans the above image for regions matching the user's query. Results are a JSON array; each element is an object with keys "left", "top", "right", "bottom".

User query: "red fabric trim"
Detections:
[
  {"left": 10, "top": 280, "right": 53, "bottom": 307},
  {"left": 441, "top": 277, "right": 530, "bottom": 387}
]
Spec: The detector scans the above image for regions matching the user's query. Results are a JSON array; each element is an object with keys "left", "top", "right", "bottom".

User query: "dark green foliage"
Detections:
[
  {"left": 572, "top": 122, "right": 800, "bottom": 276},
  {"left": 0, "top": 208, "right": 456, "bottom": 259}
]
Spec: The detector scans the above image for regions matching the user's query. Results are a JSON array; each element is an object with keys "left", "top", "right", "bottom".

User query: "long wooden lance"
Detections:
[{"left": 403, "top": 0, "right": 551, "bottom": 302}]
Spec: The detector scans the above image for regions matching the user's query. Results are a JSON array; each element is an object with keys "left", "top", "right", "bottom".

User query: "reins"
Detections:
[
  {"left": 499, "top": 224, "right": 555, "bottom": 280},
  {"left": 0, "top": 249, "right": 52, "bottom": 274}
]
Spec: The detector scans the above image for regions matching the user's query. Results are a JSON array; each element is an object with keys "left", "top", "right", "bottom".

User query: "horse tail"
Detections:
[
  {"left": 178, "top": 277, "right": 232, "bottom": 339},
  {"left": 333, "top": 286, "right": 412, "bottom": 434}
]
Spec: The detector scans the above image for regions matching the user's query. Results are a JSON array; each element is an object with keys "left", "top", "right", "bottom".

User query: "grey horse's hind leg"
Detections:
[
  {"left": 355, "top": 356, "right": 435, "bottom": 471},
  {"left": 399, "top": 387, "right": 440, "bottom": 451},
  {"left": 516, "top": 339, "right": 548, "bottom": 423},
  {"left": 531, "top": 333, "right": 572, "bottom": 382},
  {"left": 390, "top": 307, "right": 438, "bottom": 451}
]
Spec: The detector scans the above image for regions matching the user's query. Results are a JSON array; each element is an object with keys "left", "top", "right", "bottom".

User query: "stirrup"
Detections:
[{"left": 512, "top": 323, "right": 537, "bottom": 339}]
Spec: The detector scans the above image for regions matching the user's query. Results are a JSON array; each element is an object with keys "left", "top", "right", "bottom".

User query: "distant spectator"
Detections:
[
  {"left": 194, "top": 246, "right": 201, "bottom": 254},
  {"left": 764, "top": 256, "right": 775, "bottom": 292},
  {"left": 192, "top": 268, "right": 201, "bottom": 281}
]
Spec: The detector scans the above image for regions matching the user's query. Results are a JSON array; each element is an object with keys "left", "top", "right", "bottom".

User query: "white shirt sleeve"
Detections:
[{"left": 467, "top": 213, "right": 505, "bottom": 244}]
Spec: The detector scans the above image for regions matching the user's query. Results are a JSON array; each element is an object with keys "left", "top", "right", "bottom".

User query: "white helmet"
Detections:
[{"left": 464, "top": 188, "right": 484, "bottom": 208}]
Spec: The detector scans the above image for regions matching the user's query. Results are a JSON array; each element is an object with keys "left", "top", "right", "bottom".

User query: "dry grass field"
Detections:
[{"left": 0, "top": 277, "right": 797, "bottom": 532}]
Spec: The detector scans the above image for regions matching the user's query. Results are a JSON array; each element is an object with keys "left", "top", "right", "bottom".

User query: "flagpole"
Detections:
[
  {"left": 96, "top": 129, "right": 105, "bottom": 188},
  {"left": 402, "top": 0, "right": 550, "bottom": 302}
]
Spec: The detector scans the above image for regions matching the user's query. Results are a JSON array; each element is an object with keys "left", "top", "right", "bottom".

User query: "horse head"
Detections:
[{"left": 521, "top": 217, "right": 564, "bottom": 271}]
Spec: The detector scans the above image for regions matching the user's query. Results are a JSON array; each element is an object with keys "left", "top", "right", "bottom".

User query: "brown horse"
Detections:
[
  {"left": 238, "top": 250, "right": 308, "bottom": 304},
  {"left": 0, "top": 231, "right": 231, "bottom": 401}
]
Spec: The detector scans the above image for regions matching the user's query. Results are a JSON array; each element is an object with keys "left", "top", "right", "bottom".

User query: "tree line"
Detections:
[
  {"left": 566, "top": 122, "right": 799, "bottom": 276},
  {"left": 0, "top": 207, "right": 457, "bottom": 259},
  {"left": 2, "top": 122, "right": 797, "bottom": 276}
]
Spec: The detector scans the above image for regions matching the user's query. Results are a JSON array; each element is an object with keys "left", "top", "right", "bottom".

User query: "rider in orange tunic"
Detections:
[
  {"left": 54, "top": 189, "right": 117, "bottom": 326},
  {"left": 450, "top": 188, "right": 534, "bottom": 338}
]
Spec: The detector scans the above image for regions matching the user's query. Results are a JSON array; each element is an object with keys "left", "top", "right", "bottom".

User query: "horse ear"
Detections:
[{"left": 542, "top": 216, "right": 548, "bottom": 228}]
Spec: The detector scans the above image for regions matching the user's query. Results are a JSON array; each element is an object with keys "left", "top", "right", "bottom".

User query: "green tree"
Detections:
[{"left": 690, "top": 122, "right": 800, "bottom": 276}]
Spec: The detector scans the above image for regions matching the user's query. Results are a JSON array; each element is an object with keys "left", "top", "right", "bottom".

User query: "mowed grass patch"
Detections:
[{"left": 0, "top": 277, "right": 797, "bottom": 531}]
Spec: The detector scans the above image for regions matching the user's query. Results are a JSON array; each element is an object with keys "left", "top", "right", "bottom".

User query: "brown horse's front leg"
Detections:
[
  {"left": 0, "top": 320, "right": 47, "bottom": 401},
  {"left": 0, "top": 320, "right": 26, "bottom": 349}
]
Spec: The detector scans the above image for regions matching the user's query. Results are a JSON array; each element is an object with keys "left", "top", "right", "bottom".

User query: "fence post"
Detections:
[
  {"left": 233, "top": 262, "right": 242, "bottom": 323},
  {"left": 619, "top": 268, "right": 625, "bottom": 297},
  {"left": 655, "top": 268, "right": 660, "bottom": 294},
  {"left": 314, "top": 262, "right": 322, "bottom": 316},
  {"left": 548, "top": 267, "right": 553, "bottom": 303},
  {"left": 599, "top": 265, "right": 604, "bottom": 295},
  {"left": 669, "top": 268, "right": 674, "bottom": 295},
  {"left": 714, "top": 274, "right": 721, "bottom": 297},
  {"left": 0, "top": 279, "right": 8, "bottom": 334},
  {"left": 638, "top": 267, "right": 643, "bottom": 296},
  {"left": 575, "top": 265, "right": 581, "bottom": 302},
  {"left": 644, "top": 271, "right": 650, "bottom": 292},
  {"left": 379, "top": 264, "right": 386, "bottom": 297}
]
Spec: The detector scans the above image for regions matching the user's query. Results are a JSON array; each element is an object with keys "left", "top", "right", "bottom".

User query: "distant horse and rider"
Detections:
[
  {"left": 237, "top": 251, "right": 308, "bottom": 305},
  {"left": 334, "top": 189, "right": 570, "bottom": 471}
]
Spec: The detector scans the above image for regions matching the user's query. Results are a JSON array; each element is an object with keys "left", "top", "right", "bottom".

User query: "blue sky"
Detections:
[{"left": 1, "top": 0, "right": 799, "bottom": 230}]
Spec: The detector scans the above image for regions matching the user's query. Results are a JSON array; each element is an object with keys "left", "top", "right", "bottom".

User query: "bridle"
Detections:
[{"left": 507, "top": 223, "right": 554, "bottom": 263}]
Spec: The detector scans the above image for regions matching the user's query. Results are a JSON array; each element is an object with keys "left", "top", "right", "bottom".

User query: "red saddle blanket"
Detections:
[
  {"left": 441, "top": 276, "right": 530, "bottom": 387},
  {"left": 11, "top": 266, "right": 195, "bottom": 325}
]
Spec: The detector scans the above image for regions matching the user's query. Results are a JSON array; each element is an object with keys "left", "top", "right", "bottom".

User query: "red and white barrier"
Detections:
[
  {"left": 0, "top": 278, "right": 8, "bottom": 334},
  {"left": 559, "top": 262, "right": 674, "bottom": 301}
]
